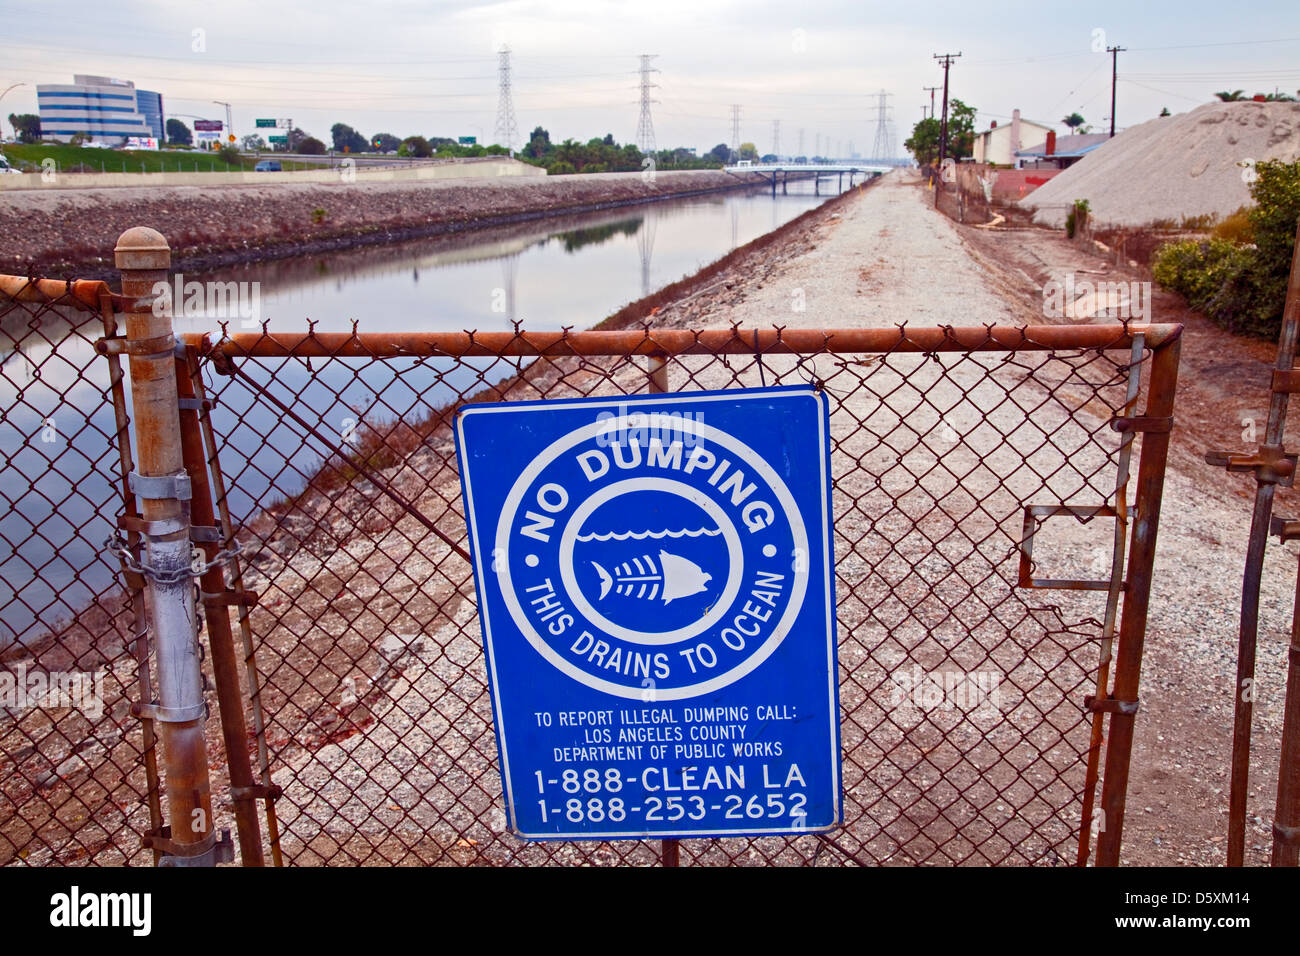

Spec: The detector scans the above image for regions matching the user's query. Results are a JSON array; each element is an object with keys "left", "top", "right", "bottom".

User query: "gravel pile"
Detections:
[{"left": 1019, "top": 100, "right": 1300, "bottom": 228}]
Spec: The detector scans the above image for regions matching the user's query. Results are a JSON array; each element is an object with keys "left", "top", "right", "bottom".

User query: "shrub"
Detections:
[
  {"left": 1211, "top": 206, "right": 1254, "bottom": 244},
  {"left": 217, "top": 143, "right": 241, "bottom": 165},
  {"left": 298, "top": 137, "right": 327, "bottom": 155},
  {"left": 1152, "top": 160, "right": 1300, "bottom": 339},
  {"left": 1065, "top": 199, "right": 1090, "bottom": 239}
]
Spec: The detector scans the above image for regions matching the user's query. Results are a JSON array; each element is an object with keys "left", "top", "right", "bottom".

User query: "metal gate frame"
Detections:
[{"left": 177, "top": 322, "right": 1181, "bottom": 866}]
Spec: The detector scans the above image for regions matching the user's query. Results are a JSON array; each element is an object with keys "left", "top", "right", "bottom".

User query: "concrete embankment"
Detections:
[{"left": 0, "top": 168, "right": 774, "bottom": 276}]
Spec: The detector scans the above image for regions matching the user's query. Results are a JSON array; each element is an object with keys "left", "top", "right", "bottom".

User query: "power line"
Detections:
[
  {"left": 870, "top": 89, "right": 893, "bottom": 159},
  {"left": 494, "top": 45, "right": 520, "bottom": 154},
  {"left": 923, "top": 86, "right": 940, "bottom": 119},
  {"left": 1107, "top": 44, "right": 1126, "bottom": 137},
  {"left": 934, "top": 52, "right": 961, "bottom": 165},
  {"left": 635, "top": 54, "right": 658, "bottom": 154}
]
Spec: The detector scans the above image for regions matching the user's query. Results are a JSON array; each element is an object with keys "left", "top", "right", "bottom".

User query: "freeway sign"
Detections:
[
  {"left": 458, "top": 135, "right": 477, "bottom": 145},
  {"left": 456, "top": 386, "right": 840, "bottom": 840},
  {"left": 255, "top": 118, "right": 276, "bottom": 128},
  {"left": 267, "top": 135, "right": 287, "bottom": 144}
]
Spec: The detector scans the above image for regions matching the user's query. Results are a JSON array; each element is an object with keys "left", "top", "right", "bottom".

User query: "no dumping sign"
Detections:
[{"left": 455, "top": 385, "right": 840, "bottom": 839}]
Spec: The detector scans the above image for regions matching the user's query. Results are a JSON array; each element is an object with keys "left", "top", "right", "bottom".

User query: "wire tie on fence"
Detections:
[{"left": 1083, "top": 694, "right": 1140, "bottom": 716}]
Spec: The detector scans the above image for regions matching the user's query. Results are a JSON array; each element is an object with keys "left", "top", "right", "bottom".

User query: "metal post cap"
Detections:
[{"left": 114, "top": 227, "right": 171, "bottom": 270}]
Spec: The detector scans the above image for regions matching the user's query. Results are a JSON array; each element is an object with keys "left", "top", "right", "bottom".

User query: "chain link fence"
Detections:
[
  {"left": 0, "top": 278, "right": 162, "bottom": 866},
  {"left": 162, "top": 322, "right": 1175, "bottom": 866},
  {"left": 0, "top": 254, "right": 1189, "bottom": 866}
]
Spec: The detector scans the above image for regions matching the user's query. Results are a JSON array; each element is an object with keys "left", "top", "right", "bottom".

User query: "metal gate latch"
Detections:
[{"left": 1204, "top": 444, "right": 1298, "bottom": 486}]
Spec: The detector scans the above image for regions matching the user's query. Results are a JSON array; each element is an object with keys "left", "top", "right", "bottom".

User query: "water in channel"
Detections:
[{"left": 1, "top": 177, "right": 851, "bottom": 647}]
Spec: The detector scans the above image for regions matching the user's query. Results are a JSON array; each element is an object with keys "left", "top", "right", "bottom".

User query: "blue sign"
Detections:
[{"left": 455, "top": 386, "right": 840, "bottom": 840}]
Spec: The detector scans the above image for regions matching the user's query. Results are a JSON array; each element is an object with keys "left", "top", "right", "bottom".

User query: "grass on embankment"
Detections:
[{"left": 0, "top": 143, "right": 318, "bottom": 173}]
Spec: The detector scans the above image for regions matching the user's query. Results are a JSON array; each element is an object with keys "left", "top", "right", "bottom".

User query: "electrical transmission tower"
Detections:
[
  {"left": 636, "top": 54, "right": 658, "bottom": 154},
  {"left": 797, "top": 128, "right": 805, "bottom": 158},
  {"left": 870, "top": 89, "right": 894, "bottom": 161},
  {"left": 494, "top": 45, "right": 520, "bottom": 155},
  {"left": 771, "top": 120, "right": 781, "bottom": 159},
  {"left": 729, "top": 104, "right": 742, "bottom": 158}
]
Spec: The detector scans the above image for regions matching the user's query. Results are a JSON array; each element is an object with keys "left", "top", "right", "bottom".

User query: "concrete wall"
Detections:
[{"left": 0, "top": 156, "right": 547, "bottom": 191}]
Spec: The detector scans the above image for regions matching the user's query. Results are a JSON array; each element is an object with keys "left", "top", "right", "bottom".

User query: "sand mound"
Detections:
[{"left": 1019, "top": 100, "right": 1300, "bottom": 228}]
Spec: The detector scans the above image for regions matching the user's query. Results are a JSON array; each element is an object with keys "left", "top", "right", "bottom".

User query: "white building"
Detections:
[
  {"left": 36, "top": 75, "right": 164, "bottom": 146},
  {"left": 972, "top": 110, "right": 1053, "bottom": 167}
]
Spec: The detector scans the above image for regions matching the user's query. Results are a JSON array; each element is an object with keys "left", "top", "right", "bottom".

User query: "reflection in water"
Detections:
[{"left": 3, "top": 179, "right": 848, "bottom": 647}]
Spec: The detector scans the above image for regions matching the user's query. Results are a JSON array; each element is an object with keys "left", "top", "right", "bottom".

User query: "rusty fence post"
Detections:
[
  {"left": 116, "top": 227, "right": 223, "bottom": 866},
  {"left": 176, "top": 348, "right": 266, "bottom": 865},
  {"left": 1272, "top": 549, "right": 1300, "bottom": 866},
  {"left": 1095, "top": 331, "right": 1182, "bottom": 866}
]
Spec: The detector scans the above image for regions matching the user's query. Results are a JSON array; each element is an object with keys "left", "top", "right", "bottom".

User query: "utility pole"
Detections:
[
  {"left": 771, "top": 119, "right": 780, "bottom": 160},
  {"left": 923, "top": 86, "right": 940, "bottom": 119},
  {"left": 933, "top": 52, "right": 961, "bottom": 165},
  {"left": 635, "top": 54, "right": 658, "bottom": 154},
  {"left": 495, "top": 45, "right": 520, "bottom": 156},
  {"left": 212, "top": 100, "right": 233, "bottom": 147},
  {"left": 729, "top": 104, "right": 742, "bottom": 160},
  {"left": 1107, "top": 45, "right": 1126, "bottom": 137}
]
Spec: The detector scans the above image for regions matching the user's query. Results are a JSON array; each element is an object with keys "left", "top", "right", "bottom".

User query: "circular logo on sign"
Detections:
[{"left": 494, "top": 411, "right": 809, "bottom": 700}]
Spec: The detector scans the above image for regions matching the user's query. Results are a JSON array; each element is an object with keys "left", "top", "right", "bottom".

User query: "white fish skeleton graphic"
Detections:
[{"left": 592, "top": 550, "right": 712, "bottom": 604}]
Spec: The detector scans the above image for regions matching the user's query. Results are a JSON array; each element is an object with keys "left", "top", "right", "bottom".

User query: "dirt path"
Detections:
[{"left": 656, "top": 169, "right": 1294, "bottom": 866}]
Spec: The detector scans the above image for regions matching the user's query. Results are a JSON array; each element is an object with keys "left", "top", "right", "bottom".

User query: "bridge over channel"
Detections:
[{"left": 724, "top": 163, "right": 893, "bottom": 195}]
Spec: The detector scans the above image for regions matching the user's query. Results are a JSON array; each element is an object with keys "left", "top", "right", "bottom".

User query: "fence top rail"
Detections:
[
  {"left": 183, "top": 323, "right": 1182, "bottom": 359},
  {"left": 0, "top": 275, "right": 114, "bottom": 313}
]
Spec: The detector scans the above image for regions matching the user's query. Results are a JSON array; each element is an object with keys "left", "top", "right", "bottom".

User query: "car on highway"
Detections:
[
  {"left": 0, "top": 155, "right": 21, "bottom": 174},
  {"left": 254, "top": 159, "right": 282, "bottom": 172}
]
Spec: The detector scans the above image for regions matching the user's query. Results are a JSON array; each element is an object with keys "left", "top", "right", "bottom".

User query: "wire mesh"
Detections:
[
  {"left": 0, "top": 281, "right": 158, "bottom": 866},
  {"left": 181, "top": 322, "right": 1165, "bottom": 866}
]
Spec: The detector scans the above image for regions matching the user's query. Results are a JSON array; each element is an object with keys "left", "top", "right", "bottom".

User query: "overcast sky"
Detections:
[{"left": 5, "top": 0, "right": 1300, "bottom": 155}]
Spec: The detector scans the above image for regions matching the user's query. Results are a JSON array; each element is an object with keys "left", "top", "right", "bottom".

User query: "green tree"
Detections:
[
  {"left": 8, "top": 113, "right": 41, "bottom": 143},
  {"left": 904, "top": 117, "right": 941, "bottom": 166},
  {"left": 708, "top": 142, "right": 730, "bottom": 163},
  {"left": 240, "top": 133, "right": 266, "bottom": 151},
  {"left": 946, "top": 99, "right": 977, "bottom": 160},
  {"left": 401, "top": 135, "right": 432, "bottom": 158},
  {"left": 166, "top": 118, "right": 193, "bottom": 146},
  {"left": 523, "top": 126, "right": 552, "bottom": 159},
  {"left": 371, "top": 132, "right": 400, "bottom": 153},
  {"left": 298, "top": 136, "right": 327, "bottom": 155},
  {"left": 739, "top": 142, "right": 758, "bottom": 161},
  {"left": 1215, "top": 90, "right": 1247, "bottom": 101},
  {"left": 1062, "top": 112, "right": 1085, "bottom": 131},
  {"left": 330, "top": 123, "right": 368, "bottom": 153}
]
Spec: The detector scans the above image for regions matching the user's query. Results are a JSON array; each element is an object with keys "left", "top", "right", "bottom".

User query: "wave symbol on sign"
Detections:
[{"left": 592, "top": 550, "right": 712, "bottom": 604}]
